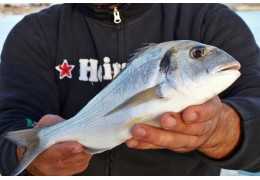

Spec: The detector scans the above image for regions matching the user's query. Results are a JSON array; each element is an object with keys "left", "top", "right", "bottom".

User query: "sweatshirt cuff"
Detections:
[
  {"left": 0, "top": 125, "right": 28, "bottom": 176},
  {"left": 197, "top": 97, "right": 260, "bottom": 171}
]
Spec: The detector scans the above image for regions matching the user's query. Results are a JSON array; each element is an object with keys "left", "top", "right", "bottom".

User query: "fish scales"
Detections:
[{"left": 5, "top": 40, "right": 241, "bottom": 175}]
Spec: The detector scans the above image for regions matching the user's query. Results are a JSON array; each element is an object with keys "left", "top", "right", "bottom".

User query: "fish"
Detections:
[{"left": 5, "top": 40, "right": 241, "bottom": 175}]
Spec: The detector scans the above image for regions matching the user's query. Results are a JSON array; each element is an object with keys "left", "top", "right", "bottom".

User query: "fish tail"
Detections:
[{"left": 5, "top": 128, "right": 44, "bottom": 176}]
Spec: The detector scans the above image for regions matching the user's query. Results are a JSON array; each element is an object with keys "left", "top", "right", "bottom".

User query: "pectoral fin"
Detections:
[{"left": 156, "top": 81, "right": 177, "bottom": 99}]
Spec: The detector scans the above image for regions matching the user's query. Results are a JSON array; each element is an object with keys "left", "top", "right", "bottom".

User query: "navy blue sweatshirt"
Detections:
[{"left": 1, "top": 3, "right": 260, "bottom": 175}]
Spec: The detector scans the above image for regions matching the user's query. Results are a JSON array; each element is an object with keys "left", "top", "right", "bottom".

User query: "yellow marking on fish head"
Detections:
[
  {"left": 125, "top": 116, "right": 160, "bottom": 129},
  {"left": 125, "top": 117, "right": 146, "bottom": 128}
]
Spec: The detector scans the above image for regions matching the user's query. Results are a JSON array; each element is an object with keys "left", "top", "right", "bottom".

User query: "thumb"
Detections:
[
  {"left": 182, "top": 97, "right": 221, "bottom": 124},
  {"left": 50, "top": 142, "right": 85, "bottom": 157},
  {"left": 36, "top": 114, "right": 64, "bottom": 128},
  {"left": 182, "top": 108, "right": 199, "bottom": 124}
]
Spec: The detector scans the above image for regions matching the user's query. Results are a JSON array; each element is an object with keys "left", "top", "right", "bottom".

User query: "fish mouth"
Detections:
[{"left": 213, "top": 61, "right": 241, "bottom": 73}]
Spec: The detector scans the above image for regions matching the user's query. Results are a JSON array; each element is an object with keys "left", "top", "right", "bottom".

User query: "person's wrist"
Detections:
[{"left": 198, "top": 103, "right": 241, "bottom": 159}]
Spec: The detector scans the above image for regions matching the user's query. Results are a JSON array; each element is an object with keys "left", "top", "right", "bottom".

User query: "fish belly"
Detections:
[{"left": 39, "top": 94, "right": 200, "bottom": 154}]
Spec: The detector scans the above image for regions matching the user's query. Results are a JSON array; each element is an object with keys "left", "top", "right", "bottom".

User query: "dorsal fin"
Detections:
[
  {"left": 71, "top": 43, "right": 163, "bottom": 122},
  {"left": 128, "top": 43, "right": 157, "bottom": 63}
]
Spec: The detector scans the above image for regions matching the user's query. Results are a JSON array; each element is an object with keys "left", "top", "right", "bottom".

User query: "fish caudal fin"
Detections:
[{"left": 5, "top": 128, "right": 44, "bottom": 176}]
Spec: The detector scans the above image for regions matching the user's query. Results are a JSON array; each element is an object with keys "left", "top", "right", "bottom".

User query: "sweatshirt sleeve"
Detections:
[
  {"left": 0, "top": 14, "right": 60, "bottom": 175},
  {"left": 199, "top": 4, "right": 260, "bottom": 171}
]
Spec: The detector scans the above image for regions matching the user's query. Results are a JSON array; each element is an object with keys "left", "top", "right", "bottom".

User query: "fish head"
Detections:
[{"left": 158, "top": 41, "right": 241, "bottom": 101}]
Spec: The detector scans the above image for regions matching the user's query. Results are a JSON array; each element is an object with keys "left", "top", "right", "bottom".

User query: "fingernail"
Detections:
[
  {"left": 133, "top": 126, "right": 146, "bottom": 137},
  {"left": 127, "top": 140, "right": 138, "bottom": 148},
  {"left": 185, "top": 112, "right": 198, "bottom": 123},
  {"left": 161, "top": 115, "right": 176, "bottom": 129}
]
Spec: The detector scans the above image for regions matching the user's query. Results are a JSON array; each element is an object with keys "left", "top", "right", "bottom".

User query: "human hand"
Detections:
[
  {"left": 126, "top": 97, "right": 241, "bottom": 159},
  {"left": 17, "top": 114, "right": 92, "bottom": 175}
]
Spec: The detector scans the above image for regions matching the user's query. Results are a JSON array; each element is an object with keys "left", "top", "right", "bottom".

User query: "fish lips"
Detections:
[{"left": 211, "top": 61, "right": 241, "bottom": 75}]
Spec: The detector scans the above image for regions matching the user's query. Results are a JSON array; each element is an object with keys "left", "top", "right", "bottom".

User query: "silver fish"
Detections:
[{"left": 5, "top": 40, "right": 241, "bottom": 175}]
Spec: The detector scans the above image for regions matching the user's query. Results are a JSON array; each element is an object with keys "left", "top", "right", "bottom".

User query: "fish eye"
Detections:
[{"left": 190, "top": 46, "right": 206, "bottom": 59}]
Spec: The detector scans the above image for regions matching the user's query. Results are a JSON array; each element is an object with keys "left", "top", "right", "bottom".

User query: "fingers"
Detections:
[
  {"left": 126, "top": 139, "right": 163, "bottom": 150},
  {"left": 45, "top": 141, "right": 85, "bottom": 158},
  {"left": 182, "top": 97, "right": 222, "bottom": 124},
  {"left": 173, "top": 147, "right": 196, "bottom": 153},
  {"left": 160, "top": 113, "right": 214, "bottom": 136},
  {"left": 35, "top": 152, "right": 90, "bottom": 176},
  {"left": 62, "top": 151, "right": 91, "bottom": 164},
  {"left": 42, "top": 152, "right": 90, "bottom": 175},
  {"left": 126, "top": 138, "right": 195, "bottom": 152},
  {"left": 28, "top": 115, "right": 89, "bottom": 176},
  {"left": 126, "top": 97, "right": 223, "bottom": 153},
  {"left": 58, "top": 162, "right": 89, "bottom": 176},
  {"left": 36, "top": 114, "right": 64, "bottom": 128},
  {"left": 29, "top": 141, "right": 92, "bottom": 175},
  {"left": 131, "top": 124, "right": 202, "bottom": 150},
  {"left": 47, "top": 141, "right": 84, "bottom": 156},
  {"left": 56, "top": 151, "right": 91, "bottom": 175}
]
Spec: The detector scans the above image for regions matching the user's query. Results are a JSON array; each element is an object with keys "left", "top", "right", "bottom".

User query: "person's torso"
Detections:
[{"left": 36, "top": 3, "right": 222, "bottom": 175}]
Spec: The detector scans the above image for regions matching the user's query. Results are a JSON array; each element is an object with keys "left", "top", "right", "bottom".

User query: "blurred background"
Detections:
[{"left": 0, "top": 3, "right": 260, "bottom": 176}]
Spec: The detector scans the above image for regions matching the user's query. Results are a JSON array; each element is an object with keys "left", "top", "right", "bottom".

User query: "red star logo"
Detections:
[{"left": 55, "top": 59, "right": 75, "bottom": 79}]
